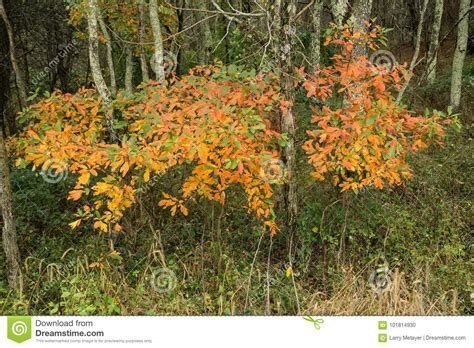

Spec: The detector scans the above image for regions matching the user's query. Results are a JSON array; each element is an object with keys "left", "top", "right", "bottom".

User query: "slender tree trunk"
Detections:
[
  {"left": 138, "top": 0, "right": 150, "bottom": 82},
  {"left": 0, "top": 21, "right": 16, "bottom": 134},
  {"left": 125, "top": 45, "right": 134, "bottom": 93},
  {"left": 330, "top": 0, "right": 349, "bottom": 28},
  {"left": 309, "top": 0, "right": 323, "bottom": 69},
  {"left": 149, "top": 0, "right": 165, "bottom": 81},
  {"left": 426, "top": 0, "right": 444, "bottom": 84},
  {"left": 0, "top": 129, "right": 22, "bottom": 293},
  {"left": 0, "top": 69, "right": 15, "bottom": 134},
  {"left": 0, "top": 0, "right": 27, "bottom": 110},
  {"left": 86, "top": 0, "right": 116, "bottom": 141},
  {"left": 352, "top": 0, "right": 373, "bottom": 58},
  {"left": 273, "top": 3, "right": 300, "bottom": 315},
  {"left": 450, "top": 0, "right": 470, "bottom": 110},
  {"left": 98, "top": 13, "right": 117, "bottom": 95},
  {"left": 273, "top": 0, "right": 298, "bottom": 235},
  {"left": 397, "top": 0, "right": 429, "bottom": 103},
  {"left": 175, "top": 0, "right": 185, "bottom": 75}
]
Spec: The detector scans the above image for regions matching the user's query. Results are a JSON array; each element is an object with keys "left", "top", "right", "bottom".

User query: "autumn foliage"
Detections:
[
  {"left": 301, "top": 23, "right": 453, "bottom": 192},
  {"left": 12, "top": 25, "right": 455, "bottom": 237},
  {"left": 14, "top": 65, "right": 286, "bottom": 235}
]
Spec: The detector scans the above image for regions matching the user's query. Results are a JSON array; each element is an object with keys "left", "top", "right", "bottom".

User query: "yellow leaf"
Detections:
[
  {"left": 93, "top": 220, "right": 108, "bottom": 232},
  {"left": 198, "top": 144, "right": 209, "bottom": 163},
  {"left": 285, "top": 267, "right": 292, "bottom": 278},
  {"left": 78, "top": 172, "right": 90, "bottom": 185},
  {"left": 179, "top": 204, "right": 189, "bottom": 216},
  {"left": 143, "top": 169, "right": 151, "bottom": 182},
  {"left": 69, "top": 219, "right": 82, "bottom": 229},
  {"left": 170, "top": 205, "right": 177, "bottom": 216},
  {"left": 94, "top": 182, "right": 111, "bottom": 195},
  {"left": 120, "top": 162, "right": 130, "bottom": 177}
]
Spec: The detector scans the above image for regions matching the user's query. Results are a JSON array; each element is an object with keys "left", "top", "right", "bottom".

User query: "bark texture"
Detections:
[
  {"left": 86, "top": 0, "right": 116, "bottom": 141},
  {"left": 0, "top": 129, "right": 22, "bottom": 293},
  {"left": 149, "top": 0, "right": 165, "bottom": 81},
  {"left": 426, "top": 0, "right": 444, "bottom": 84},
  {"left": 309, "top": 0, "right": 323, "bottom": 69},
  {"left": 273, "top": 0, "right": 298, "bottom": 235},
  {"left": 98, "top": 12, "right": 117, "bottom": 95},
  {"left": 196, "top": 0, "right": 213, "bottom": 64},
  {"left": 0, "top": 0, "right": 27, "bottom": 110},
  {"left": 351, "top": 0, "right": 373, "bottom": 58},
  {"left": 450, "top": 0, "right": 470, "bottom": 110},
  {"left": 138, "top": 0, "right": 150, "bottom": 82},
  {"left": 125, "top": 44, "right": 134, "bottom": 93},
  {"left": 330, "top": 0, "right": 349, "bottom": 28}
]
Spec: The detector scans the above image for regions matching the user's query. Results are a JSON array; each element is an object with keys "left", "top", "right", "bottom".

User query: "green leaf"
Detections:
[{"left": 366, "top": 115, "right": 377, "bottom": 125}]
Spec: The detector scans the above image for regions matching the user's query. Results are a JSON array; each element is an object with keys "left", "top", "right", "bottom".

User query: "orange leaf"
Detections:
[
  {"left": 198, "top": 144, "right": 209, "bottom": 163},
  {"left": 68, "top": 190, "right": 83, "bottom": 201}
]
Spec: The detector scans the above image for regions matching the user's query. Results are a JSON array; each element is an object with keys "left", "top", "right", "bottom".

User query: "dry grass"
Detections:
[{"left": 304, "top": 265, "right": 459, "bottom": 315}]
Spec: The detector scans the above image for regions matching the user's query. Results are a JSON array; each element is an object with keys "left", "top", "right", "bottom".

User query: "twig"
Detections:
[
  {"left": 244, "top": 229, "right": 266, "bottom": 311},
  {"left": 213, "top": 17, "right": 233, "bottom": 52},
  {"left": 265, "top": 235, "right": 273, "bottom": 315},
  {"left": 295, "top": 0, "right": 316, "bottom": 21},
  {"left": 211, "top": 0, "right": 242, "bottom": 23}
]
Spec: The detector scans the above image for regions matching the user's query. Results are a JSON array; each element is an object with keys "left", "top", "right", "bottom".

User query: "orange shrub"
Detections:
[
  {"left": 15, "top": 65, "right": 287, "bottom": 235},
  {"left": 301, "top": 23, "right": 454, "bottom": 192}
]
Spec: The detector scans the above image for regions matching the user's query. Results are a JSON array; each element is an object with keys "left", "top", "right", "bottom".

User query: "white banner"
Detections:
[{"left": 0, "top": 316, "right": 471, "bottom": 347}]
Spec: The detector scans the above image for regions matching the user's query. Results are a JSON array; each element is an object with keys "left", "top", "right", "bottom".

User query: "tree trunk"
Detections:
[
  {"left": 330, "top": 0, "right": 349, "bottom": 28},
  {"left": 426, "top": 0, "right": 444, "bottom": 84},
  {"left": 175, "top": 0, "right": 185, "bottom": 75},
  {"left": 0, "top": 0, "right": 27, "bottom": 110},
  {"left": 149, "top": 0, "right": 165, "bottom": 81},
  {"left": 138, "top": 0, "right": 150, "bottom": 82},
  {"left": 352, "top": 0, "right": 373, "bottom": 58},
  {"left": 98, "top": 12, "right": 117, "bottom": 95},
  {"left": 450, "top": 0, "right": 470, "bottom": 110},
  {"left": 196, "top": 0, "right": 213, "bottom": 65},
  {"left": 397, "top": 0, "right": 429, "bottom": 103},
  {"left": 309, "top": 0, "right": 323, "bottom": 69},
  {"left": 273, "top": 0, "right": 298, "bottom": 235},
  {"left": 0, "top": 129, "right": 22, "bottom": 293},
  {"left": 125, "top": 44, "right": 134, "bottom": 93},
  {"left": 86, "top": 0, "right": 116, "bottom": 141},
  {"left": 273, "top": 3, "right": 300, "bottom": 315},
  {"left": 0, "top": 21, "right": 16, "bottom": 134}
]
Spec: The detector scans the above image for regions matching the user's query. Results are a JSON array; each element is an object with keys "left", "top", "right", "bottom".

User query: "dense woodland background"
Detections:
[{"left": 0, "top": 0, "right": 472, "bottom": 315}]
